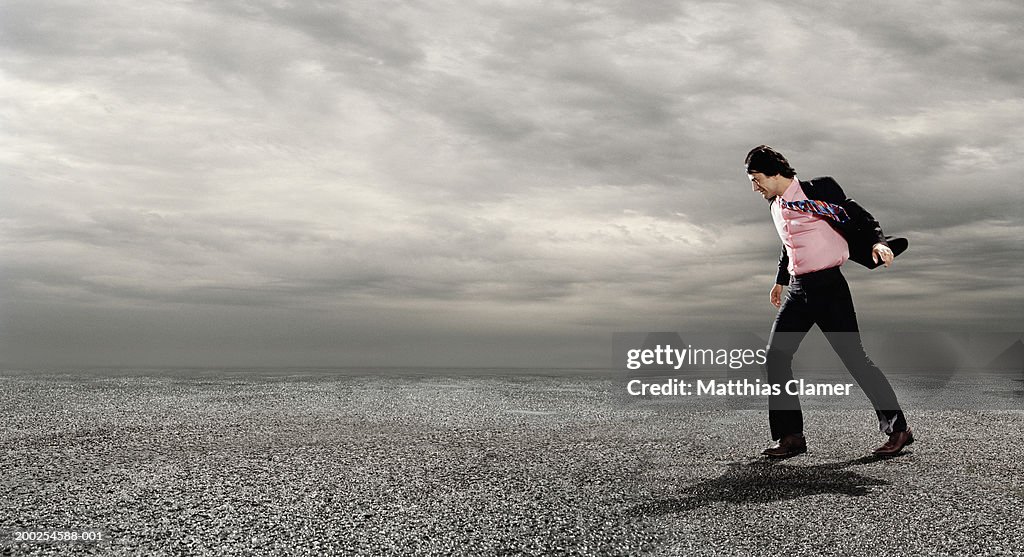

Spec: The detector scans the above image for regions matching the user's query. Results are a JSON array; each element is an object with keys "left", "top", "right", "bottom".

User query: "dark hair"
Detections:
[{"left": 745, "top": 145, "right": 796, "bottom": 178}]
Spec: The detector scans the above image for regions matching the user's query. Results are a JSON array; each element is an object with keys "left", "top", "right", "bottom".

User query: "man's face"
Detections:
[{"left": 748, "top": 171, "right": 775, "bottom": 199}]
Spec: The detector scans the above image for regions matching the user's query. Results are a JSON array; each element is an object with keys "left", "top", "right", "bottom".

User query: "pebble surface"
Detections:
[{"left": 1, "top": 370, "right": 1022, "bottom": 556}]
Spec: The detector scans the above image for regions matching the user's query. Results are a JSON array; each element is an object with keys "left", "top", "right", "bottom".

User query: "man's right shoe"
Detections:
[
  {"left": 872, "top": 428, "right": 915, "bottom": 457},
  {"left": 762, "top": 433, "right": 807, "bottom": 459}
]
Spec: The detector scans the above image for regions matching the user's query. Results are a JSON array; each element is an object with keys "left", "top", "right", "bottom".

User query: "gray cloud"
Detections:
[{"left": 1, "top": 0, "right": 1021, "bottom": 368}]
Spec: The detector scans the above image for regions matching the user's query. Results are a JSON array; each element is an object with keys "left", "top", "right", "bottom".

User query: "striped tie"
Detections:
[{"left": 778, "top": 199, "right": 850, "bottom": 224}]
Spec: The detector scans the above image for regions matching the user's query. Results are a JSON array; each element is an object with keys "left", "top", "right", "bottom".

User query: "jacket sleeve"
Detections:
[
  {"left": 841, "top": 198, "right": 888, "bottom": 247},
  {"left": 815, "top": 177, "right": 888, "bottom": 248},
  {"left": 776, "top": 245, "right": 790, "bottom": 286}
]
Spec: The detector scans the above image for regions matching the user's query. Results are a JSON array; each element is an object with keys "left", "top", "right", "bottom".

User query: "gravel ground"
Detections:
[{"left": 1, "top": 370, "right": 1022, "bottom": 556}]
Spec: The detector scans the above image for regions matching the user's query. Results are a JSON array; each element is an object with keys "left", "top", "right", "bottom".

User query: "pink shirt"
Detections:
[{"left": 771, "top": 178, "right": 848, "bottom": 276}]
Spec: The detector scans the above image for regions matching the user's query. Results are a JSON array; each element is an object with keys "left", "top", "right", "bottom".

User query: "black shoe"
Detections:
[{"left": 762, "top": 433, "right": 807, "bottom": 459}]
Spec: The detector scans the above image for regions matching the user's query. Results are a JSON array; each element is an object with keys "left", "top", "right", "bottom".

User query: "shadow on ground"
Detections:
[
  {"left": 628, "top": 457, "right": 889, "bottom": 516},
  {"left": 996, "top": 378, "right": 1024, "bottom": 399}
]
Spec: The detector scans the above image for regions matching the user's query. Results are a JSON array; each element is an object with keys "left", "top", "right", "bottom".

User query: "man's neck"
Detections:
[{"left": 772, "top": 176, "right": 796, "bottom": 198}]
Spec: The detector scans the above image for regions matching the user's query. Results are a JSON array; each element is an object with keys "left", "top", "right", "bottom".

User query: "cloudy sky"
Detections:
[{"left": 2, "top": 0, "right": 1022, "bottom": 368}]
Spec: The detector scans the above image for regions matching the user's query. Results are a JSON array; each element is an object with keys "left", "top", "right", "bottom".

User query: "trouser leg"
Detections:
[
  {"left": 766, "top": 288, "right": 815, "bottom": 440},
  {"left": 816, "top": 276, "right": 907, "bottom": 434}
]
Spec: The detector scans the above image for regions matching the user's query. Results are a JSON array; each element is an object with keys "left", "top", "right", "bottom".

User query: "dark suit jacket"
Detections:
[{"left": 770, "top": 176, "right": 908, "bottom": 285}]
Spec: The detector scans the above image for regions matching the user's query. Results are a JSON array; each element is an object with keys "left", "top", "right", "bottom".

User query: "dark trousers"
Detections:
[{"left": 766, "top": 266, "right": 907, "bottom": 439}]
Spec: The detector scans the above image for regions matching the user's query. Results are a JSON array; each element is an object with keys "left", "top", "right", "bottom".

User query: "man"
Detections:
[{"left": 746, "top": 145, "right": 913, "bottom": 459}]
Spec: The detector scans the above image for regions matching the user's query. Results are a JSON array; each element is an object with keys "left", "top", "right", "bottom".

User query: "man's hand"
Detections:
[
  {"left": 770, "top": 284, "right": 784, "bottom": 309},
  {"left": 872, "top": 243, "right": 894, "bottom": 268}
]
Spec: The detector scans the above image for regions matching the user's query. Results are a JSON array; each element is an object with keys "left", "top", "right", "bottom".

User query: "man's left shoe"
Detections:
[
  {"left": 872, "top": 428, "right": 914, "bottom": 457},
  {"left": 762, "top": 433, "right": 807, "bottom": 459}
]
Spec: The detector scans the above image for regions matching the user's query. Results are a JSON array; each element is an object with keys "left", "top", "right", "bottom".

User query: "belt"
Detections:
[{"left": 790, "top": 265, "right": 843, "bottom": 286}]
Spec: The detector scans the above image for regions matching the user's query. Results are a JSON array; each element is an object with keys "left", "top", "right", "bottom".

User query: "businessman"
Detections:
[{"left": 746, "top": 145, "right": 914, "bottom": 459}]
